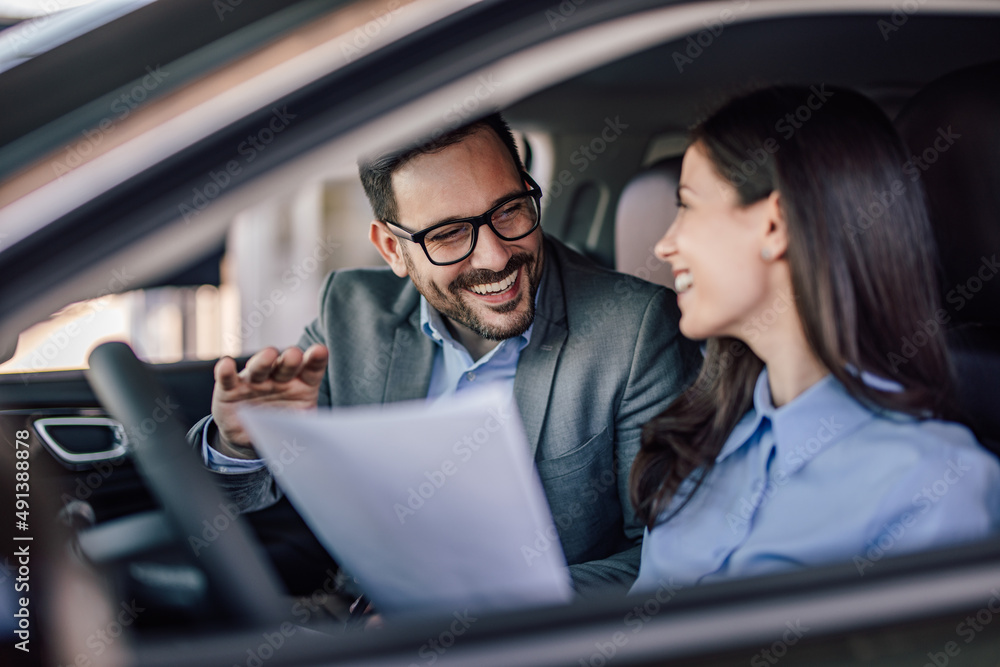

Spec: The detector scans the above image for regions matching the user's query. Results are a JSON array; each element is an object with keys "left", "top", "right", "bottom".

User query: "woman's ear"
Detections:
[
  {"left": 761, "top": 190, "right": 789, "bottom": 261},
  {"left": 369, "top": 220, "right": 410, "bottom": 277}
]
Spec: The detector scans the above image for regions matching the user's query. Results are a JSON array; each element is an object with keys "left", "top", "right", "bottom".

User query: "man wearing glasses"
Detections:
[{"left": 194, "top": 113, "right": 699, "bottom": 594}]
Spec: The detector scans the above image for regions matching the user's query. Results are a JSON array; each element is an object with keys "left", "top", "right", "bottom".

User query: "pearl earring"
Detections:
[{"left": 761, "top": 248, "right": 773, "bottom": 261}]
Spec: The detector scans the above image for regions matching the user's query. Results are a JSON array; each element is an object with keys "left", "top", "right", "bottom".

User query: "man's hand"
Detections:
[{"left": 210, "top": 343, "right": 329, "bottom": 459}]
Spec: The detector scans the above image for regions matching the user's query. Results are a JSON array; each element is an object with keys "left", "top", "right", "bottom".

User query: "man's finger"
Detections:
[
  {"left": 215, "top": 356, "right": 240, "bottom": 392},
  {"left": 270, "top": 346, "right": 304, "bottom": 383},
  {"left": 244, "top": 347, "right": 280, "bottom": 383},
  {"left": 299, "top": 344, "right": 330, "bottom": 386}
]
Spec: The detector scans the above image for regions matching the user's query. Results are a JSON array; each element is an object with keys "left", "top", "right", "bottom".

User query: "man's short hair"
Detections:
[{"left": 358, "top": 113, "right": 524, "bottom": 224}]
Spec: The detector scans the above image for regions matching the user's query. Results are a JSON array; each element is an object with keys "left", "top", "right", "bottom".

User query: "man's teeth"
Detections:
[
  {"left": 470, "top": 269, "right": 518, "bottom": 295},
  {"left": 675, "top": 272, "right": 693, "bottom": 294}
]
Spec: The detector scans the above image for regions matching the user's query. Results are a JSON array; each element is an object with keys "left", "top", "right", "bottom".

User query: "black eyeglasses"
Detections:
[{"left": 383, "top": 171, "right": 542, "bottom": 266}]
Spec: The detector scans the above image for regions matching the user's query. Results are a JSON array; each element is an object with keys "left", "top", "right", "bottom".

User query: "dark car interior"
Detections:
[{"left": 4, "top": 2, "right": 1000, "bottom": 665}]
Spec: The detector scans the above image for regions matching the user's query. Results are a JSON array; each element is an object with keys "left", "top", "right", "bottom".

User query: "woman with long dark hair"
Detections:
[{"left": 629, "top": 86, "right": 1000, "bottom": 589}]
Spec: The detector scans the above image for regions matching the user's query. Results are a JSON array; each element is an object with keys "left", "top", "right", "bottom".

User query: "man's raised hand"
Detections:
[{"left": 210, "top": 343, "right": 329, "bottom": 459}]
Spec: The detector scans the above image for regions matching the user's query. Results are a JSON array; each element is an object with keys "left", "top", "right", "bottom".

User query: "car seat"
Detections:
[
  {"left": 895, "top": 60, "right": 1000, "bottom": 449},
  {"left": 613, "top": 157, "right": 682, "bottom": 291}
]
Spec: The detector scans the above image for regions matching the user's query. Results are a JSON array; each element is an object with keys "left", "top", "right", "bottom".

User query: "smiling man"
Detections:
[
  {"left": 370, "top": 121, "right": 545, "bottom": 360},
  {"left": 190, "top": 113, "right": 700, "bottom": 595}
]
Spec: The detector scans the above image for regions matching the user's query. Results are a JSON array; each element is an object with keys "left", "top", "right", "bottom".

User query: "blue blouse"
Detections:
[{"left": 632, "top": 369, "right": 1000, "bottom": 591}]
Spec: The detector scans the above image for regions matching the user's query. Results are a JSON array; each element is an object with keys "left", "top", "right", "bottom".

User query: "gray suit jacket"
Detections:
[{"left": 197, "top": 236, "right": 699, "bottom": 593}]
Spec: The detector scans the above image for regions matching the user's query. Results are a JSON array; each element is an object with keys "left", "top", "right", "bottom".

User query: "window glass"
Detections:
[{"left": 0, "top": 174, "right": 382, "bottom": 373}]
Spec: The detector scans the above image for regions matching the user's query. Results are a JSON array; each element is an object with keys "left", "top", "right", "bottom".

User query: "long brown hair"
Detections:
[{"left": 630, "top": 86, "right": 960, "bottom": 528}]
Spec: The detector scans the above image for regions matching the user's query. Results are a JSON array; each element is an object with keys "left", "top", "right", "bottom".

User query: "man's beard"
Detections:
[{"left": 406, "top": 250, "right": 542, "bottom": 341}]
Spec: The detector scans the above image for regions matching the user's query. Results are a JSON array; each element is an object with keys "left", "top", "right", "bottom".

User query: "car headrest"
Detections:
[
  {"left": 895, "top": 60, "right": 1000, "bottom": 326},
  {"left": 614, "top": 156, "right": 682, "bottom": 290}
]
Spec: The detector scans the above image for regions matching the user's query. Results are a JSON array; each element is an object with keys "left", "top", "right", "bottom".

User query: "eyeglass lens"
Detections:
[{"left": 423, "top": 194, "right": 538, "bottom": 263}]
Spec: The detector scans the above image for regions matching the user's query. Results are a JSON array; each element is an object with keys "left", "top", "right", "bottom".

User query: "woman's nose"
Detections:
[{"left": 654, "top": 216, "right": 679, "bottom": 261}]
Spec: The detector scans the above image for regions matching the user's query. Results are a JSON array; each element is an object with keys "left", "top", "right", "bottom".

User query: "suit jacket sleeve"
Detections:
[{"left": 185, "top": 271, "right": 339, "bottom": 513}]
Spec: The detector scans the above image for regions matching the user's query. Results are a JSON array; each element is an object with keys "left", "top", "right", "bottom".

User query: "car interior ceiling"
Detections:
[
  {"left": 510, "top": 14, "right": 1000, "bottom": 130},
  {"left": 506, "top": 12, "right": 1000, "bottom": 268},
  {"left": 5, "top": 6, "right": 1000, "bottom": 658}
]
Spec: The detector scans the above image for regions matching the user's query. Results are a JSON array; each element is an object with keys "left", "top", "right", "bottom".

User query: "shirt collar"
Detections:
[
  {"left": 418, "top": 296, "right": 533, "bottom": 360},
  {"left": 716, "top": 367, "right": 877, "bottom": 475}
]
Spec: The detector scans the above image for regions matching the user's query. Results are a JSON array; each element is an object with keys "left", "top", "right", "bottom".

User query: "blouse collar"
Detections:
[{"left": 716, "top": 367, "right": 882, "bottom": 476}]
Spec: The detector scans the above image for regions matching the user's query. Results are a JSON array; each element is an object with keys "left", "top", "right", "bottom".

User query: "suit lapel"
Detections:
[
  {"left": 375, "top": 238, "right": 566, "bottom": 449},
  {"left": 382, "top": 294, "right": 435, "bottom": 403},
  {"left": 514, "top": 239, "right": 567, "bottom": 460}
]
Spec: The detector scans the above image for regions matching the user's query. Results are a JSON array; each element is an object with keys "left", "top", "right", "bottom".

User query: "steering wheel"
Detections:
[{"left": 86, "top": 341, "right": 287, "bottom": 626}]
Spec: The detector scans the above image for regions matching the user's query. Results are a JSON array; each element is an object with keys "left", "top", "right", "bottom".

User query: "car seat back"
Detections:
[
  {"left": 895, "top": 60, "right": 1000, "bottom": 447},
  {"left": 614, "top": 157, "right": 682, "bottom": 290}
]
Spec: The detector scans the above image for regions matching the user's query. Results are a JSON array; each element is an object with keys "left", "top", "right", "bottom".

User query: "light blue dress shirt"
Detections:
[
  {"left": 632, "top": 368, "right": 1000, "bottom": 591},
  {"left": 419, "top": 296, "right": 532, "bottom": 403},
  {"left": 201, "top": 296, "right": 532, "bottom": 471}
]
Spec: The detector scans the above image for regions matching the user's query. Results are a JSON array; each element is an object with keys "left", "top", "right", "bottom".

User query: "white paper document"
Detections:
[{"left": 239, "top": 386, "right": 573, "bottom": 615}]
